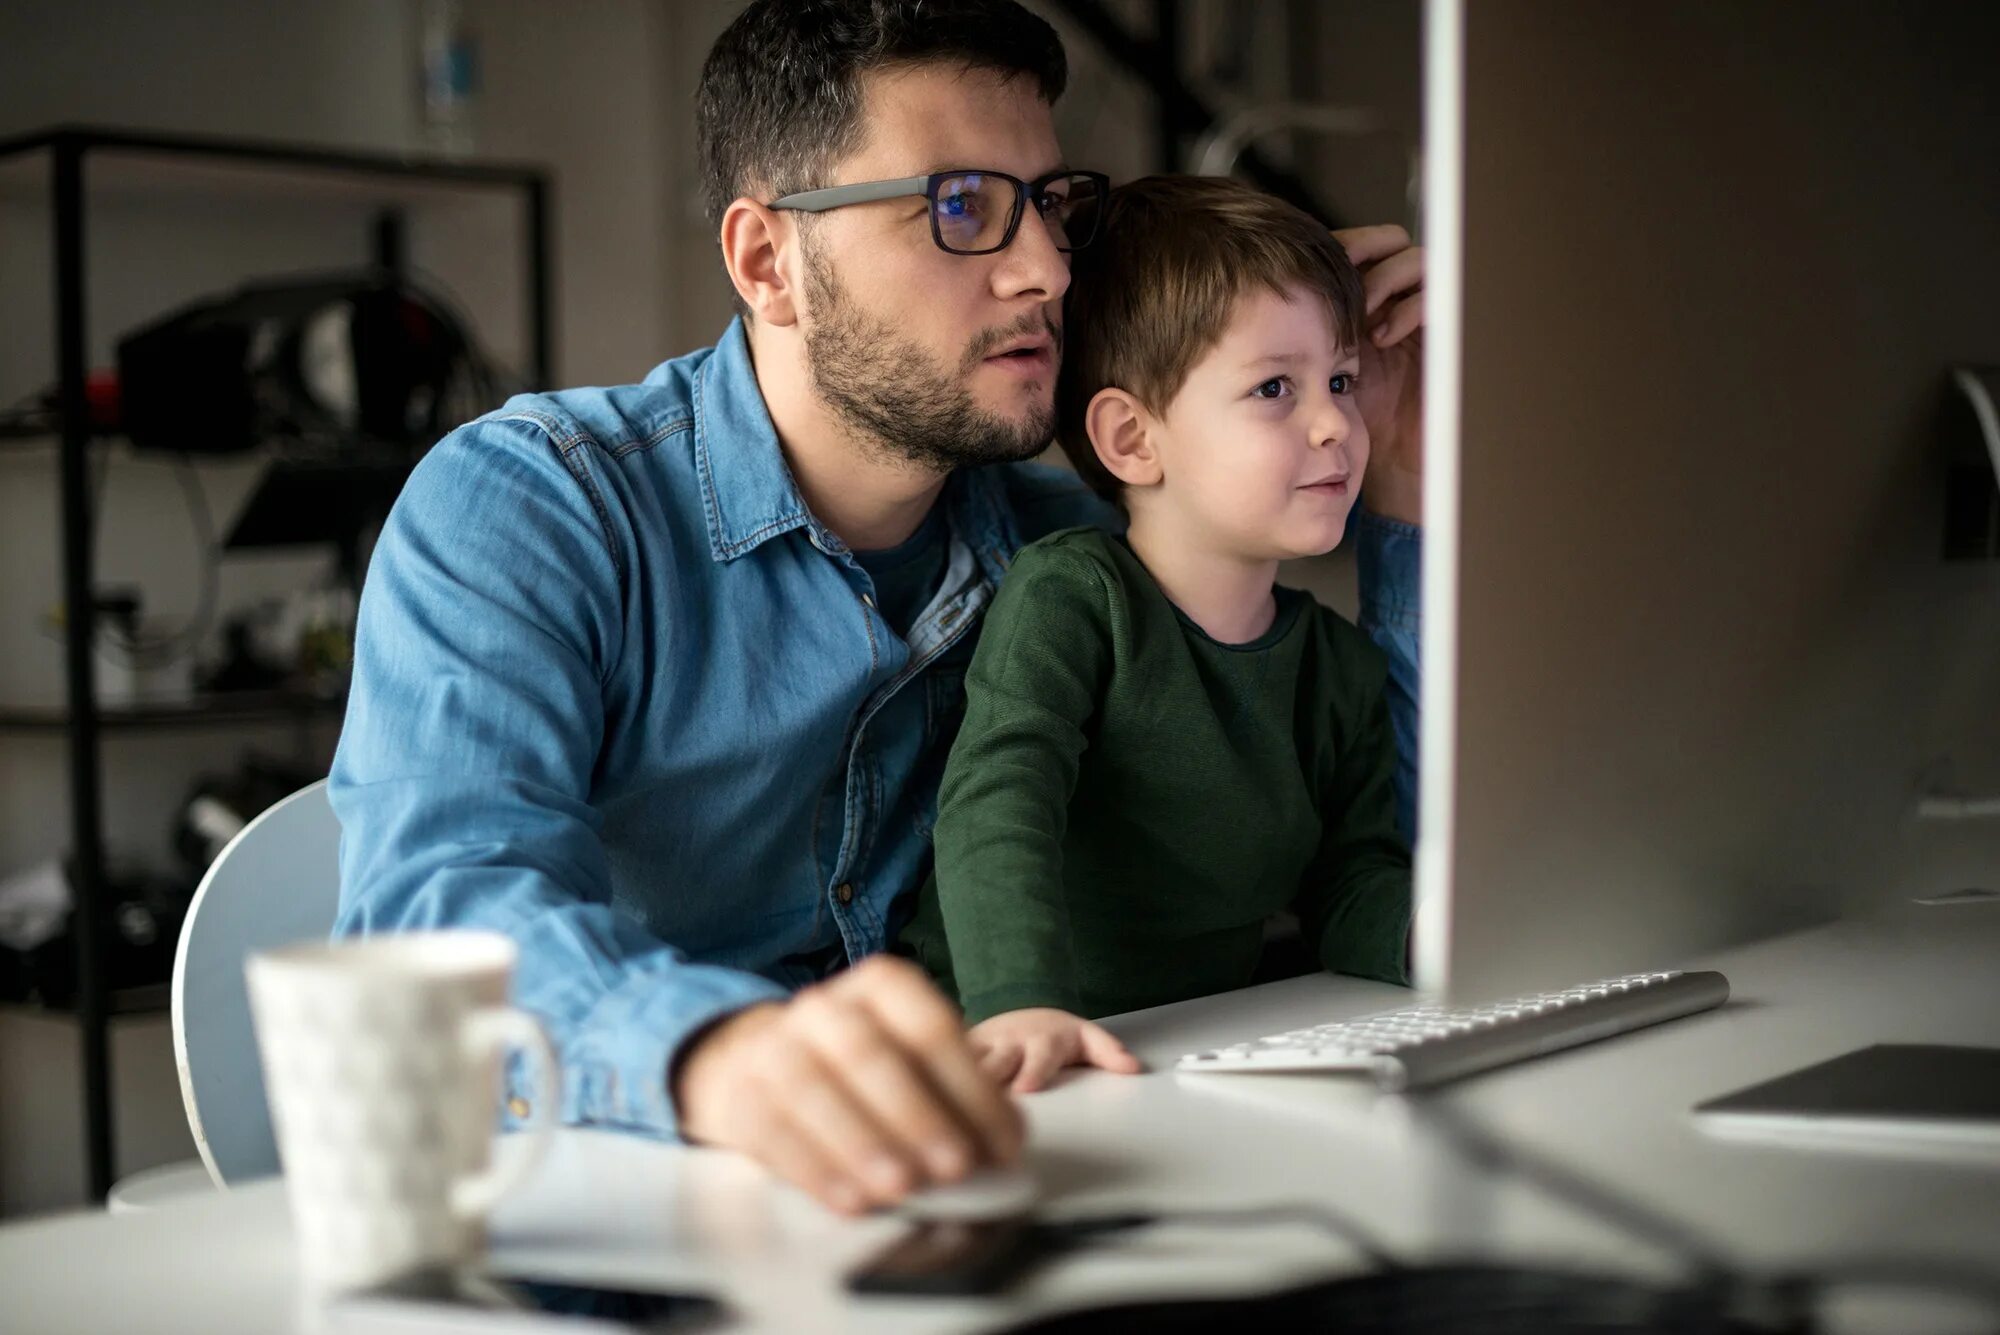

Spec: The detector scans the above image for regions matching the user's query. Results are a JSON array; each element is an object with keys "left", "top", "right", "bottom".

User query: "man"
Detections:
[{"left": 331, "top": 0, "right": 1425, "bottom": 1217}]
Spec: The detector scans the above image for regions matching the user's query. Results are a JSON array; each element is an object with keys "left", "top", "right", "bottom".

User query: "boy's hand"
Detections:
[
  {"left": 968, "top": 1007, "right": 1144, "bottom": 1094},
  {"left": 1334, "top": 224, "right": 1426, "bottom": 527}
]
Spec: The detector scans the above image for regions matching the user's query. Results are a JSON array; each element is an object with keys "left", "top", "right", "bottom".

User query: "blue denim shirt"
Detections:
[
  {"left": 1357, "top": 511, "right": 1421, "bottom": 842},
  {"left": 330, "top": 318, "right": 1421, "bottom": 1141}
]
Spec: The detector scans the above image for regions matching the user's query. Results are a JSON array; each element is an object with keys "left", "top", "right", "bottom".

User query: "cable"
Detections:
[
  {"left": 14, "top": 268, "right": 490, "bottom": 670},
  {"left": 90, "top": 451, "right": 221, "bottom": 670},
  {"left": 1040, "top": 1201, "right": 1403, "bottom": 1272},
  {"left": 399, "top": 262, "right": 516, "bottom": 415},
  {"left": 1021, "top": 1095, "right": 2000, "bottom": 1329},
  {"left": 1410, "top": 1096, "right": 1737, "bottom": 1280},
  {"left": 1407, "top": 1095, "right": 2000, "bottom": 1330}
]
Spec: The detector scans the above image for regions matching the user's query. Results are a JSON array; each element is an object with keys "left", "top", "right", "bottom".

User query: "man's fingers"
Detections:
[
  {"left": 844, "top": 958, "right": 1024, "bottom": 1168},
  {"left": 1360, "top": 246, "right": 1425, "bottom": 318},
  {"left": 1371, "top": 291, "right": 1427, "bottom": 349},
  {"left": 791, "top": 988, "right": 976, "bottom": 1185},
  {"left": 669, "top": 986, "right": 1014, "bottom": 1215},
  {"left": 743, "top": 1096, "right": 868, "bottom": 1216},
  {"left": 1077, "top": 1021, "right": 1144, "bottom": 1074},
  {"left": 1012, "top": 1037, "right": 1067, "bottom": 1094},
  {"left": 776, "top": 1044, "right": 920, "bottom": 1207},
  {"left": 1333, "top": 223, "right": 1413, "bottom": 268},
  {"left": 774, "top": 1129, "right": 868, "bottom": 1217}
]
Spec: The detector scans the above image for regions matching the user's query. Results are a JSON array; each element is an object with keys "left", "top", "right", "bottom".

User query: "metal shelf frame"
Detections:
[{"left": 0, "top": 124, "right": 554, "bottom": 1200}]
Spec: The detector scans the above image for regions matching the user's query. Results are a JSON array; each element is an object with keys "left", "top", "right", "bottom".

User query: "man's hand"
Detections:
[
  {"left": 672, "top": 956, "right": 1024, "bottom": 1216},
  {"left": 967, "top": 1007, "right": 1143, "bottom": 1095},
  {"left": 1334, "top": 224, "right": 1426, "bottom": 527}
]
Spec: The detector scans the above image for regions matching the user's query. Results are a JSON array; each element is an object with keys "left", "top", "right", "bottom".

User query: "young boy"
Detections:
[{"left": 901, "top": 175, "right": 1413, "bottom": 1092}]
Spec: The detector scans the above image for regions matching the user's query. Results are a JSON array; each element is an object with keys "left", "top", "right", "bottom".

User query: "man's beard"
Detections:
[{"left": 802, "top": 252, "right": 1059, "bottom": 474}]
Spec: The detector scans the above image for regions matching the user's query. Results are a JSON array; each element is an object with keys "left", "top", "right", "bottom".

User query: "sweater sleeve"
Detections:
[
  {"left": 930, "top": 540, "right": 1113, "bottom": 1023},
  {"left": 1294, "top": 624, "right": 1415, "bottom": 987}
]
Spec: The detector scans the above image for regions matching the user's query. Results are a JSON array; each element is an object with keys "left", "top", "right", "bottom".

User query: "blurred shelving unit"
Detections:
[{"left": 0, "top": 125, "right": 553, "bottom": 1200}]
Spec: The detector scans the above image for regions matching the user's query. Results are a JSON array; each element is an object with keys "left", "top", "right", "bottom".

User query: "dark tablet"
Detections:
[{"left": 1694, "top": 1044, "right": 2000, "bottom": 1149}]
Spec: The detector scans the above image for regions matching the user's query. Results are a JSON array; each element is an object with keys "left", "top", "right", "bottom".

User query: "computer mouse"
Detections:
[{"left": 895, "top": 1165, "right": 1039, "bottom": 1221}]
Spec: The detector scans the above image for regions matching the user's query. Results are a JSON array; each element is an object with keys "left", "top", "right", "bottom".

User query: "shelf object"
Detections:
[
  {"left": 0, "top": 984, "right": 172, "bottom": 1021},
  {"left": 0, "top": 124, "right": 553, "bottom": 1201},
  {"left": 0, "top": 690, "right": 347, "bottom": 734}
]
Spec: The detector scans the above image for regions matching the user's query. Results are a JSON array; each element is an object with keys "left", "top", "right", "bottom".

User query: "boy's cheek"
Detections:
[{"left": 1339, "top": 418, "right": 1371, "bottom": 474}]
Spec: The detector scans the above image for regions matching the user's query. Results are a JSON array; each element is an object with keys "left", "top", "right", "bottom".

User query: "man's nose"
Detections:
[{"left": 990, "top": 210, "right": 1071, "bottom": 305}]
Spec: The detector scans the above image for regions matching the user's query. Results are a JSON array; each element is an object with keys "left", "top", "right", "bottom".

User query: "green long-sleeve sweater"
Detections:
[{"left": 902, "top": 527, "right": 1411, "bottom": 1024}]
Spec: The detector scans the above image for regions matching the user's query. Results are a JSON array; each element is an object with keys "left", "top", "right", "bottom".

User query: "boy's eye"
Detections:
[
  {"left": 1330, "top": 372, "right": 1359, "bottom": 395},
  {"left": 1252, "top": 377, "right": 1291, "bottom": 400}
]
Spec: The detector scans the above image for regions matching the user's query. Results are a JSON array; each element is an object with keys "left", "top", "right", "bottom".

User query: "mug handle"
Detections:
[{"left": 451, "top": 1005, "right": 560, "bottom": 1220}]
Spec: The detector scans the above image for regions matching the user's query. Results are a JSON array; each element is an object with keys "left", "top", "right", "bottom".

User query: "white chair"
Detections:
[
  {"left": 174, "top": 777, "right": 344, "bottom": 1186},
  {"left": 106, "top": 779, "right": 343, "bottom": 1208}
]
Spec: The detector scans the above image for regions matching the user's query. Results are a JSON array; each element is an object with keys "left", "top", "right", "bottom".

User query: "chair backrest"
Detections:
[{"left": 170, "top": 778, "right": 343, "bottom": 1187}]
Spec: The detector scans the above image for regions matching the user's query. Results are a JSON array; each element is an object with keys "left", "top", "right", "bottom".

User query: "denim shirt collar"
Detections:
[
  {"left": 681, "top": 317, "right": 1020, "bottom": 583},
  {"left": 686, "top": 318, "right": 817, "bottom": 563}
]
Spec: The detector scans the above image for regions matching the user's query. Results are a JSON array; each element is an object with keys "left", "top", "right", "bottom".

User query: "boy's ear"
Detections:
[
  {"left": 720, "top": 197, "right": 801, "bottom": 326},
  {"left": 1085, "top": 388, "right": 1163, "bottom": 489}
]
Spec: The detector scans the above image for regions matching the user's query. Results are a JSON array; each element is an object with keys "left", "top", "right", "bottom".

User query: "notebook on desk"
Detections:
[{"left": 1694, "top": 1044, "right": 2000, "bottom": 1153}]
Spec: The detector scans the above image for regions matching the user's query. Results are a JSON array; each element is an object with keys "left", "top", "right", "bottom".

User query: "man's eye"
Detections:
[
  {"left": 938, "top": 192, "right": 975, "bottom": 217},
  {"left": 1252, "top": 378, "right": 1291, "bottom": 400},
  {"left": 1330, "top": 372, "right": 1359, "bottom": 395}
]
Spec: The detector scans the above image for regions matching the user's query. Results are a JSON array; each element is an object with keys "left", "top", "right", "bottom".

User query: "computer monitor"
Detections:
[{"left": 1415, "top": 0, "right": 2000, "bottom": 1001}]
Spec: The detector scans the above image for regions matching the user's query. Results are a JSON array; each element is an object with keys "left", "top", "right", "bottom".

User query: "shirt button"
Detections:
[
  {"left": 836, "top": 882, "right": 855, "bottom": 905},
  {"left": 507, "top": 1096, "right": 531, "bottom": 1119}
]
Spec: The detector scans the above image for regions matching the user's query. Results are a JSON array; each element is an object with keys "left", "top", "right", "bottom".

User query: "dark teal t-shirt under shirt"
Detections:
[{"left": 853, "top": 502, "right": 949, "bottom": 639}]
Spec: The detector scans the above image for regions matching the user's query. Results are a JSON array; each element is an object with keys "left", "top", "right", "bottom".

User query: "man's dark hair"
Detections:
[{"left": 696, "top": 0, "right": 1067, "bottom": 236}]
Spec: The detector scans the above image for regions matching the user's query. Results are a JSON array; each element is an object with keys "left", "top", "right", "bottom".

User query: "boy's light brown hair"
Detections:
[{"left": 1055, "top": 174, "right": 1366, "bottom": 502}]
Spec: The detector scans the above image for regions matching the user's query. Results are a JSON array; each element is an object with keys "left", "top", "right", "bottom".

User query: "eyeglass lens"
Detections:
[{"left": 931, "top": 172, "right": 1103, "bottom": 255}]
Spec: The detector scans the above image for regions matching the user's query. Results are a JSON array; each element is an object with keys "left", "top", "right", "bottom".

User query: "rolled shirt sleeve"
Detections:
[{"left": 330, "top": 417, "right": 785, "bottom": 1141}]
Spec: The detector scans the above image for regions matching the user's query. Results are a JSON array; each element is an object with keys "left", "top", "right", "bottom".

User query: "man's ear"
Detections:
[
  {"left": 1086, "top": 388, "right": 1163, "bottom": 489},
  {"left": 720, "top": 197, "right": 801, "bottom": 326}
]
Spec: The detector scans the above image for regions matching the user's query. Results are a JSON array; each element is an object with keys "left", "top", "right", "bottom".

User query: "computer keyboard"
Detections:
[{"left": 1177, "top": 970, "right": 1730, "bottom": 1091}]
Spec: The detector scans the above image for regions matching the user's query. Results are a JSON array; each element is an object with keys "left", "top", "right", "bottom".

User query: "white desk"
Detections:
[{"left": 4, "top": 901, "right": 1997, "bottom": 1334}]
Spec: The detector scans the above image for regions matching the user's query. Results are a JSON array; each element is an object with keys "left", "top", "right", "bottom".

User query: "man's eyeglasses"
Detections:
[{"left": 769, "top": 169, "right": 1109, "bottom": 256}]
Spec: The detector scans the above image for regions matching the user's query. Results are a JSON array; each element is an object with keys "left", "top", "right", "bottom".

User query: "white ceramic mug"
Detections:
[{"left": 245, "top": 929, "right": 558, "bottom": 1295}]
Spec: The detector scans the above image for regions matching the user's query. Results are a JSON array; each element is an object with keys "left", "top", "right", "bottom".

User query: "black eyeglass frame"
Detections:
[{"left": 768, "top": 169, "right": 1110, "bottom": 256}]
